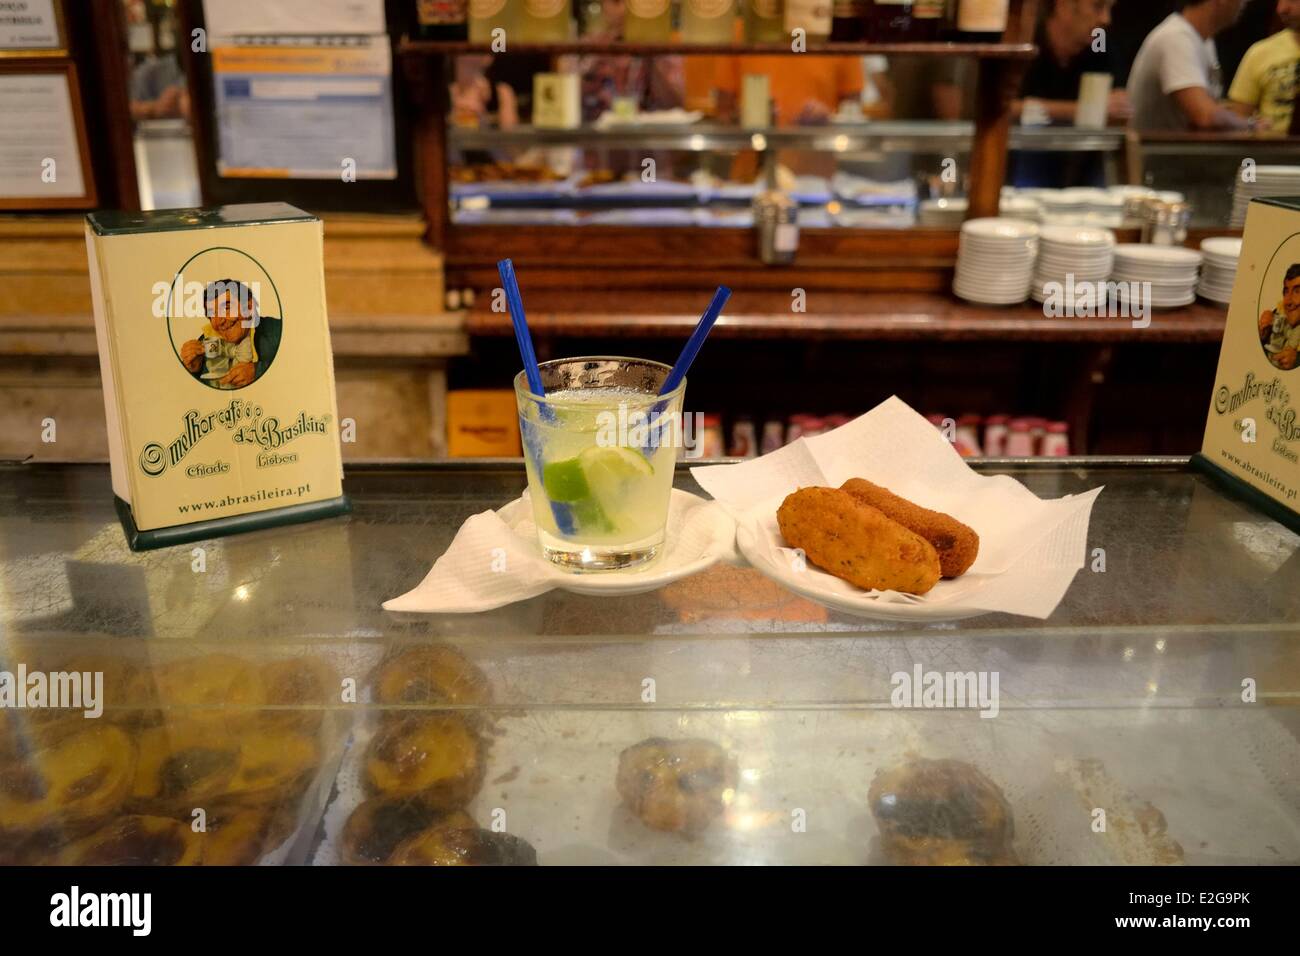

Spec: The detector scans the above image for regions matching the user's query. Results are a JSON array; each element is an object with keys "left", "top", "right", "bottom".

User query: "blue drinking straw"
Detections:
[
  {"left": 660, "top": 285, "right": 731, "bottom": 396},
  {"left": 498, "top": 258, "right": 545, "bottom": 398}
]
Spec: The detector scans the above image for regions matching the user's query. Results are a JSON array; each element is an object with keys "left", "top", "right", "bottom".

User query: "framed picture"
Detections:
[
  {"left": 0, "top": 61, "right": 97, "bottom": 208},
  {"left": 0, "top": 0, "right": 68, "bottom": 57}
]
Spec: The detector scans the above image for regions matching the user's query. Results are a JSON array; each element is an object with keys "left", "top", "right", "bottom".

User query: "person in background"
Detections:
[
  {"left": 1127, "top": 0, "right": 1253, "bottom": 130},
  {"left": 578, "top": 0, "right": 684, "bottom": 122},
  {"left": 873, "top": 56, "right": 976, "bottom": 121},
  {"left": 1010, "top": 0, "right": 1129, "bottom": 187},
  {"left": 714, "top": 56, "right": 863, "bottom": 127},
  {"left": 1228, "top": 0, "right": 1300, "bottom": 131},
  {"left": 129, "top": 53, "right": 188, "bottom": 121},
  {"left": 1016, "top": 0, "right": 1130, "bottom": 124}
]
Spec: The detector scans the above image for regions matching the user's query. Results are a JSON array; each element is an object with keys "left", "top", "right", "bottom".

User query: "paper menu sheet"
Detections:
[
  {"left": 0, "top": 74, "right": 86, "bottom": 199},
  {"left": 202, "top": 0, "right": 387, "bottom": 36},
  {"left": 212, "top": 39, "right": 397, "bottom": 180}
]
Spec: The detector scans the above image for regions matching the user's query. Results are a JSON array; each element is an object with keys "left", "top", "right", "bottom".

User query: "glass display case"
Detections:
[{"left": 1, "top": 459, "right": 1297, "bottom": 865}]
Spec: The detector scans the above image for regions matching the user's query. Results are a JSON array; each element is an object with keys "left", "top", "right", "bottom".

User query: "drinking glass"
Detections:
[{"left": 514, "top": 357, "right": 685, "bottom": 571}]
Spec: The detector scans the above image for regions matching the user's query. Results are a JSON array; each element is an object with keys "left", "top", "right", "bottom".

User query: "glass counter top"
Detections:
[{"left": 1, "top": 460, "right": 1297, "bottom": 865}]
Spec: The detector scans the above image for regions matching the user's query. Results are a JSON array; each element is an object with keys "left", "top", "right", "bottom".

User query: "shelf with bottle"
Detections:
[
  {"left": 447, "top": 121, "right": 1124, "bottom": 154},
  {"left": 402, "top": 0, "right": 1031, "bottom": 56}
]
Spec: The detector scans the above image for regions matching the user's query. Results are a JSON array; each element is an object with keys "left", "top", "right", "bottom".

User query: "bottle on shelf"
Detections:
[
  {"left": 1004, "top": 418, "right": 1035, "bottom": 456},
  {"left": 760, "top": 420, "right": 785, "bottom": 454},
  {"left": 828, "top": 0, "right": 863, "bottom": 42},
  {"left": 910, "top": 0, "right": 946, "bottom": 40},
  {"left": 954, "top": 0, "right": 1007, "bottom": 42},
  {"left": 469, "top": 0, "right": 515, "bottom": 43},
  {"left": 744, "top": 0, "right": 787, "bottom": 43},
  {"left": 1041, "top": 422, "right": 1071, "bottom": 457},
  {"left": 863, "top": 0, "right": 913, "bottom": 42},
  {"left": 982, "top": 414, "right": 1009, "bottom": 455},
  {"left": 783, "top": 0, "right": 831, "bottom": 41},
  {"left": 625, "top": 0, "right": 674, "bottom": 41},
  {"left": 729, "top": 418, "right": 758, "bottom": 458},
  {"left": 517, "top": 0, "right": 574, "bottom": 41},
  {"left": 682, "top": 0, "right": 738, "bottom": 43},
  {"left": 414, "top": 0, "right": 469, "bottom": 40}
]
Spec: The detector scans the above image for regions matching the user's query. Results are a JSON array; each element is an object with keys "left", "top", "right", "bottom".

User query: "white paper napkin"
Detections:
[
  {"left": 691, "top": 396, "right": 1103, "bottom": 619},
  {"left": 384, "top": 489, "right": 737, "bottom": 613}
]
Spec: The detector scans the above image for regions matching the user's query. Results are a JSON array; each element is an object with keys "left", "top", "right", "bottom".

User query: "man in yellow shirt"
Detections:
[{"left": 1228, "top": 0, "right": 1300, "bottom": 133}]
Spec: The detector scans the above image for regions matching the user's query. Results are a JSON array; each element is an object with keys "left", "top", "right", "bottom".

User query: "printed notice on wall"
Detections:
[
  {"left": 211, "top": 38, "right": 397, "bottom": 180},
  {"left": 202, "top": 0, "right": 386, "bottom": 36},
  {"left": 0, "top": 0, "right": 60, "bottom": 50},
  {"left": 0, "top": 73, "right": 85, "bottom": 198}
]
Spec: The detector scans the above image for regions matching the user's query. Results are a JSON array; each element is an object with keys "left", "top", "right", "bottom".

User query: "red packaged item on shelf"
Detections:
[
  {"left": 983, "top": 414, "right": 1010, "bottom": 456},
  {"left": 954, "top": 414, "right": 983, "bottom": 457},
  {"left": 760, "top": 420, "right": 784, "bottom": 455},
  {"left": 729, "top": 418, "right": 757, "bottom": 458},
  {"left": 1028, "top": 417, "right": 1047, "bottom": 452},
  {"left": 801, "top": 417, "right": 827, "bottom": 438},
  {"left": 701, "top": 413, "right": 726, "bottom": 458},
  {"left": 1042, "top": 422, "right": 1071, "bottom": 456},
  {"left": 1005, "top": 418, "right": 1036, "bottom": 456}
]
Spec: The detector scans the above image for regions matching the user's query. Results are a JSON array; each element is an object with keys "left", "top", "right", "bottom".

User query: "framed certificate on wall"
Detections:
[
  {"left": 0, "top": 0, "right": 67, "bottom": 56},
  {"left": 0, "top": 61, "right": 96, "bottom": 208}
]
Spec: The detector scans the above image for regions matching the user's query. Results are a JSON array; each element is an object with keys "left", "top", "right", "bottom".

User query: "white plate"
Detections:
[
  {"left": 1113, "top": 244, "right": 1203, "bottom": 267},
  {"left": 1039, "top": 224, "right": 1116, "bottom": 247},
  {"left": 735, "top": 519, "right": 988, "bottom": 623},
  {"left": 1200, "top": 237, "right": 1242, "bottom": 259},
  {"left": 962, "top": 217, "right": 1040, "bottom": 240}
]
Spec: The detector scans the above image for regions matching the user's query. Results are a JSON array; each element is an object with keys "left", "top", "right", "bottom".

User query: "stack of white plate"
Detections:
[
  {"left": 999, "top": 196, "right": 1043, "bottom": 222},
  {"left": 1111, "top": 244, "right": 1203, "bottom": 309},
  {"left": 954, "top": 218, "right": 1039, "bottom": 305},
  {"left": 1030, "top": 224, "right": 1117, "bottom": 304},
  {"left": 1230, "top": 166, "right": 1300, "bottom": 228},
  {"left": 918, "top": 197, "right": 967, "bottom": 227},
  {"left": 1197, "top": 236, "right": 1242, "bottom": 304},
  {"left": 918, "top": 196, "right": 1043, "bottom": 228}
]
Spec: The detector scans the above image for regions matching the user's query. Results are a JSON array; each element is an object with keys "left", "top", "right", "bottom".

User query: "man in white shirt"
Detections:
[{"left": 1127, "top": 0, "right": 1252, "bottom": 131}]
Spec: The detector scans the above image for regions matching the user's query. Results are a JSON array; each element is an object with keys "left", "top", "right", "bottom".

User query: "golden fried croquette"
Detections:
[
  {"left": 840, "top": 478, "right": 979, "bottom": 578},
  {"left": 616, "top": 737, "right": 737, "bottom": 835},
  {"left": 777, "top": 487, "right": 941, "bottom": 595}
]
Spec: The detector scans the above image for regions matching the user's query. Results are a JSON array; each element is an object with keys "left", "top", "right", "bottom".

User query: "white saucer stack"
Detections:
[
  {"left": 954, "top": 218, "right": 1039, "bottom": 305},
  {"left": 1111, "top": 244, "right": 1203, "bottom": 309},
  {"left": 918, "top": 197, "right": 967, "bottom": 228},
  {"left": 1197, "top": 237, "right": 1242, "bottom": 305},
  {"left": 1230, "top": 166, "right": 1300, "bottom": 228},
  {"left": 1030, "top": 225, "right": 1117, "bottom": 304}
]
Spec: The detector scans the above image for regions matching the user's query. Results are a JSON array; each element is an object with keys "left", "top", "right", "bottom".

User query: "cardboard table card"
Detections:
[
  {"left": 85, "top": 203, "right": 349, "bottom": 550},
  {"left": 1193, "top": 197, "right": 1300, "bottom": 533}
]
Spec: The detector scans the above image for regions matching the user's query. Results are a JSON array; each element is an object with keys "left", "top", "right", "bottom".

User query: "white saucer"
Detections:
[{"left": 499, "top": 488, "right": 736, "bottom": 597}]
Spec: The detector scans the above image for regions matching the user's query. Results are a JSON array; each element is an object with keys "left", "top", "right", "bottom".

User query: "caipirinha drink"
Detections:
[{"left": 515, "top": 358, "right": 685, "bottom": 571}]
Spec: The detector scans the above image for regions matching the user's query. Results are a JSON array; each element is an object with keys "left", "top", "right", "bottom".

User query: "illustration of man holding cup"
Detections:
[
  {"left": 179, "top": 279, "right": 281, "bottom": 389},
  {"left": 1259, "top": 263, "right": 1300, "bottom": 371}
]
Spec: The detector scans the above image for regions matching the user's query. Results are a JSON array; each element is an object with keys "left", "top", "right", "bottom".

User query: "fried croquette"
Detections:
[
  {"left": 776, "top": 487, "right": 941, "bottom": 595},
  {"left": 840, "top": 478, "right": 979, "bottom": 578}
]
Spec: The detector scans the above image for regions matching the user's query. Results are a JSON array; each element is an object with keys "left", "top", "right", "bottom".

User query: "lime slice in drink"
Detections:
[
  {"left": 579, "top": 446, "right": 654, "bottom": 520},
  {"left": 542, "top": 457, "right": 590, "bottom": 502}
]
